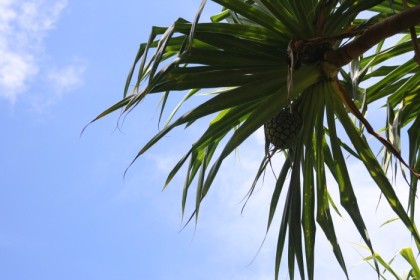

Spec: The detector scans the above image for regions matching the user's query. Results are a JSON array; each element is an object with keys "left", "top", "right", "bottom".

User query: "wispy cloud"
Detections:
[
  {"left": 47, "top": 61, "right": 86, "bottom": 94},
  {"left": 0, "top": 0, "right": 68, "bottom": 103},
  {"left": 26, "top": 59, "right": 86, "bottom": 111}
]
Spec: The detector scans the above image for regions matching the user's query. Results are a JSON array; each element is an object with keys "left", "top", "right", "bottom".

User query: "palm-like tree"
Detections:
[{"left": 90, "top": 1, "right": 420, "bottom": 279}]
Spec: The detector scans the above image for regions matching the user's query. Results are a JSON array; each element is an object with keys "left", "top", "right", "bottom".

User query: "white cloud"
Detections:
[
  {"left": 18, "top": 0, "right": 67, "bottom": 34},
  {"left": 0, "top": 0, "right": 68, "bottom": 103},
  {"left": 47, "top": 62, "right": 86, "bottom": 94},
  {"left": 0, "top": 51, "right": 37, "bottom": 101},
  {"left": 25, "top": 60, "right": 86, "bottom": 111}
]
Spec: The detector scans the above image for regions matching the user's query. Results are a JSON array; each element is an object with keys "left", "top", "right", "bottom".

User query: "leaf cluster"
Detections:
[{"left": 90, "top": 0, "right": 420, "bottom": 279}]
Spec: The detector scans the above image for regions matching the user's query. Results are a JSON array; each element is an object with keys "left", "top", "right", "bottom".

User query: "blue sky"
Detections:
[{"left": 0, "top": 1, "right": 418, "bottom": 279}]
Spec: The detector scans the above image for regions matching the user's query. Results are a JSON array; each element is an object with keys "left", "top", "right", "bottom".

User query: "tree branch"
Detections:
[{"left": 325, "top": 4, "right": 420, "bottom": 68}]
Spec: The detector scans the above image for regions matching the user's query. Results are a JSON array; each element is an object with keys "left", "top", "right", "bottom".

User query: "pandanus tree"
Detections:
[{"left": 89, "top": 0, "right": 420, "bottom": 279}]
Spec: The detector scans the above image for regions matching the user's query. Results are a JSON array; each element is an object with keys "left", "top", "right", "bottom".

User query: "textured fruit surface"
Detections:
[{"left": 264, "top": 108, "right": 303, "bottom": 149}]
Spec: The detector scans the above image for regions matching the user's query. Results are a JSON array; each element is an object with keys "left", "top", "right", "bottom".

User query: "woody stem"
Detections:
[{"left": 325, "top": 4, "right": 420, "bottom": 68}]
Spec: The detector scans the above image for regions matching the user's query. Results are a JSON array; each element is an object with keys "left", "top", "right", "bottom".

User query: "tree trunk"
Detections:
[{"left": 325, "top": 4, "right": 420, "bottom": 68}]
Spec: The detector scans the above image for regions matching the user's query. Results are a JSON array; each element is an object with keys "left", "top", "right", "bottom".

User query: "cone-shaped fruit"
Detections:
[{"left": 264, "top": 107, "right": 303, "bottom": 150}]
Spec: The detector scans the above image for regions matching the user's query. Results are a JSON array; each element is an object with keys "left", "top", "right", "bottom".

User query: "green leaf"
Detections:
[
  {"left": 201, "top": 65, "right": 320, "bottom": 199},
  {"left": 314, "top": 102, "right": 349, "bottom": 279},
  {"left": 211, "top": 0, "right": 289, "bottom": 36},
  {"left": 275, "top": 185, "right": 292, "bottom": 280},
  {"left": 267, "top": 156, "right": 291, "bottom": 232},
  {"left": 325, "top": 81, "right": 379, "bottom": 275},
  {"left": 332, "top": 87, "right": 420, "bottom": 250},
  {"left": 253, "top": 0, "right": 307, "bottom": 36},
  {"left": 380, "top": 217, "right": 399, "bottom": 227},
  {"left": 366, "top": 60, "right": 418, "bottom": 103},
  {"left": 288, "top": 147, "right": 305, "bottom": 280},
  {"left": 302, "top": 147, "right": 316, "bottom": 280},
  {"left": 400, "top": 247, "right": 420, "bottom": 279},
  {"left": 363, "top": 251, "right": 402, "bottom": 280},
  {"left": 408, "top": 116, "right": 420, "bottom": 220}
]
